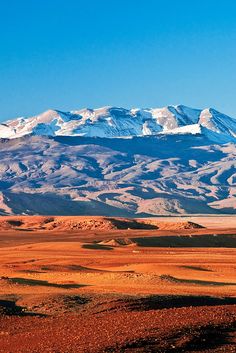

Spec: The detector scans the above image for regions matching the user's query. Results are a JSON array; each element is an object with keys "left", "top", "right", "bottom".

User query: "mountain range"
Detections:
[{"left": 0, "top": 105, "right": 235, "bottom": 215}]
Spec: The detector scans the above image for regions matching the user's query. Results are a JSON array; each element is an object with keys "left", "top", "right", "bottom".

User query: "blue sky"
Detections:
[{"left": 1, "top": 0, "right": 236, "bottom": 120}]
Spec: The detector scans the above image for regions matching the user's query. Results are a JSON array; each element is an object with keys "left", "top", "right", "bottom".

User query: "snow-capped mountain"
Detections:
[
  {"left": 1, "top": 105, "right": 236, "bottom": 142},
  {"left": 0, "top": 104, "right": 236, "bottom": 216}
]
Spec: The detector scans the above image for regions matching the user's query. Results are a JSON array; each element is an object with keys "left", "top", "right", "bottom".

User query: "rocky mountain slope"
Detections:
[{"left": 0, "top": 105, "right": 235, "bottom": 215}]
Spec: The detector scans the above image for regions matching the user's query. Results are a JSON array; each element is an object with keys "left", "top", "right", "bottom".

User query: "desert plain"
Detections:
[{"left": 0, "top": 215, "right": 235, "bottom": 352}]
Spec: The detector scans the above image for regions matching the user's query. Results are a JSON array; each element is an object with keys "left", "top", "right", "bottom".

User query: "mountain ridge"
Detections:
[
  {"left": 1, "top": 105, "right": 236, "bottom": 142},
  {"left": 0, "top": 104, "right": 235, "bottom": 216}
]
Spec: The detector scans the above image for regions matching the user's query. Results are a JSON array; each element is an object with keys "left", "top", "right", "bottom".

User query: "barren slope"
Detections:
[{"left": 0, "top": 134, "right": 236, "bottom": 215}]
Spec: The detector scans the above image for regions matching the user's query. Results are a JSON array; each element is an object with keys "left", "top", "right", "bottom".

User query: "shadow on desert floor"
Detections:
[{"left": 7, "top": 277, "right": 87, "bottom": 289}]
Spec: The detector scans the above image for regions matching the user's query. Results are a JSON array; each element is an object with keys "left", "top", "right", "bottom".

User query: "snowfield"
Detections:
[{"left": 1, "top": 105, "right": 236, "bottom": 142}]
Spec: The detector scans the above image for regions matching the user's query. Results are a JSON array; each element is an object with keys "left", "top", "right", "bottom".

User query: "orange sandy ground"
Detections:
[{"left": 0, "top": 215, "right": 235, "bottom": 352}]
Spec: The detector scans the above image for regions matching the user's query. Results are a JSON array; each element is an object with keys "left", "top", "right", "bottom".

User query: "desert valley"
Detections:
[
  {"left": 0, "top": 215, "right": 235, "bottom": 352},
  {"left": 2, "top": 2, "right": 236, "bottom": 351}
]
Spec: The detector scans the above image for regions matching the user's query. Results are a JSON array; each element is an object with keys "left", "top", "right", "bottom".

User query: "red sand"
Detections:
[{"left": 0, "top": 215, "right": 235, "bottom": 352}]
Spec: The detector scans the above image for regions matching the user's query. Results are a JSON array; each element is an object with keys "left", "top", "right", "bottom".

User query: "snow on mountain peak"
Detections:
[{"left": 0, "top": 105, "right": 236, "bottom": 141}]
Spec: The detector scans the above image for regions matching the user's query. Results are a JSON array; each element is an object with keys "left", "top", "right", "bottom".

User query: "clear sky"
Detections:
[{"left": 1, "top": 0, "right": 236, "bottom": 120}]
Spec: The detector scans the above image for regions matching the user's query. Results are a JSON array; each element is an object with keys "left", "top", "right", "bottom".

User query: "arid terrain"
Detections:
[{"left": 0, "top": 215, "right": 235, "bottom": 352}]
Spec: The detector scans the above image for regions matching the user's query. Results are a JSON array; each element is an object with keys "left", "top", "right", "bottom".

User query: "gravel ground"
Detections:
[{"left": 0, "top": 295, "right": 235, "bottom": 353}]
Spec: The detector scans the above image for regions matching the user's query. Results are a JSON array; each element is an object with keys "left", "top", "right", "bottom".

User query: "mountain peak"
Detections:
[{"left": 0, "top": 105, "right": 235, "bottom": 142}]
